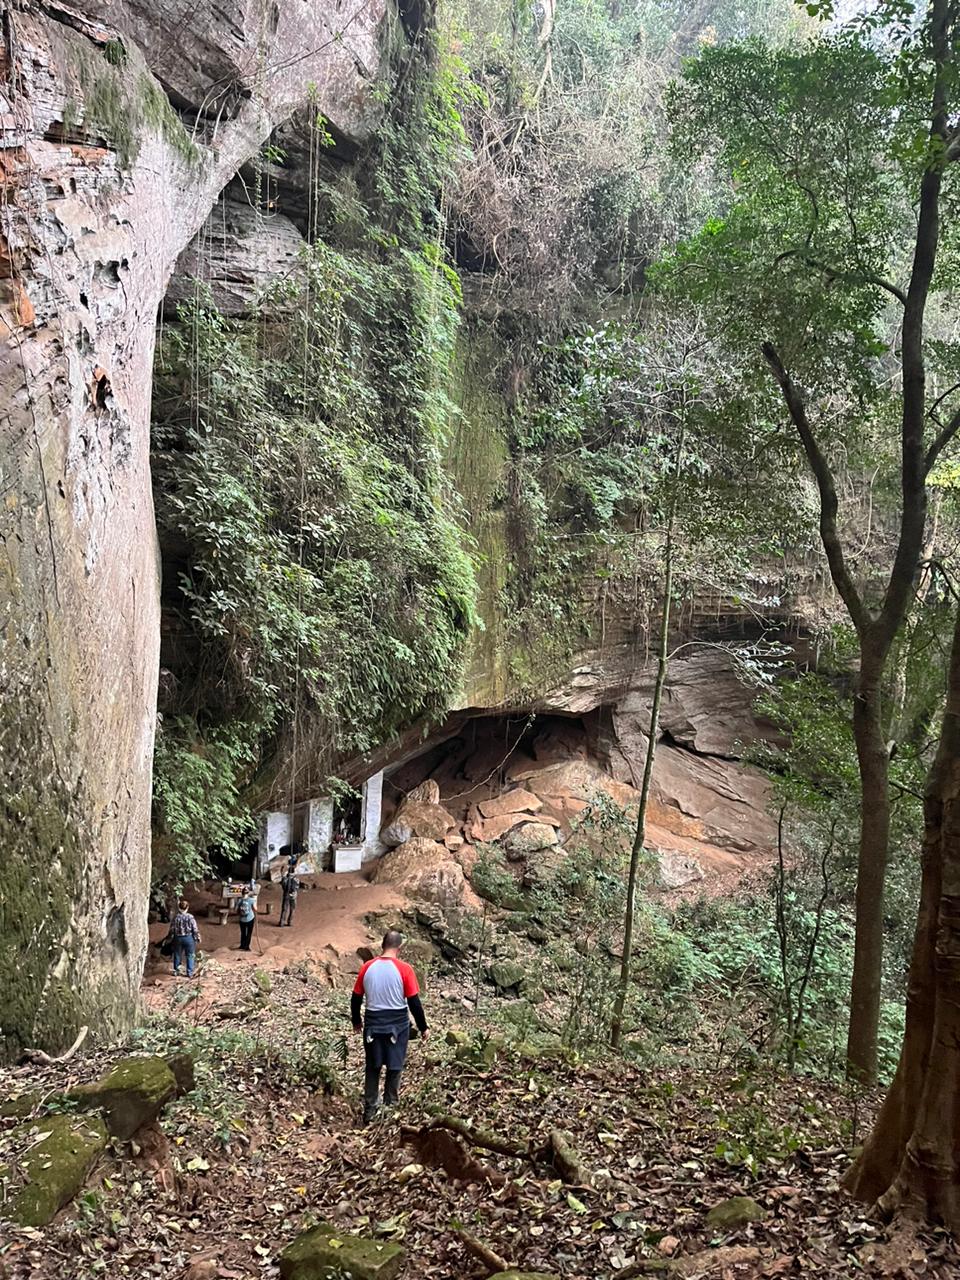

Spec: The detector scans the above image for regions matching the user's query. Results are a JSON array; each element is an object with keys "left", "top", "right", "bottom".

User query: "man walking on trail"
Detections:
[
  {"left": 279, "top": 869, "right": 299, "bottom": 927},
  {"left": 351, "top": 930, "right": 428, "bottom": 1124}
]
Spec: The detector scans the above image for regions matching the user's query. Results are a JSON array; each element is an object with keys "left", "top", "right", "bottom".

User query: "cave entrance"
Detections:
[{"left": 380, "top": 708, "right": 614, "bottom": 832}]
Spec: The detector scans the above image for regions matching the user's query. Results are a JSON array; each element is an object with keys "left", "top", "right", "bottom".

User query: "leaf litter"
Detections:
[{"left": 0, "top": 960, "right": 957, "bottom": 1280}]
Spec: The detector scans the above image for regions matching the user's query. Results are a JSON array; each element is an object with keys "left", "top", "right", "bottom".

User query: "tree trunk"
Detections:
[
  {"left": 0, "top": 0, "right": 386, "bottom": 1058},
  {"left": 611, "top": 427, "right": 684, "bottom": 1049},
  {"left": 846, "top": 603, "right": 960, "bottom": 1227},
  {"left": 845, "top": 654, "right": 892, "bottom": 1083}
]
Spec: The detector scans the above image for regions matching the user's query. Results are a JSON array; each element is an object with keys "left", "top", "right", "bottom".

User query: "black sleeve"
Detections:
[
  {"left": 407, "top": 993, "right": 427, "bottom": 1034},
  {"left": 350, "top": 993, "right": 363, "bottom": 1028}
]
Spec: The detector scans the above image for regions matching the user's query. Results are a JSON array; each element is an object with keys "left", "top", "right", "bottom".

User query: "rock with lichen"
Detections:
[
  {"left": 279, "top": 1222, "right": 404, "bottom": 1279},
  {"left": 4, "top": 1113, "right": 108, "bottom": 1226},
  {"left": 67, "top": 1055, "right": 178, "bottom": 1139}
]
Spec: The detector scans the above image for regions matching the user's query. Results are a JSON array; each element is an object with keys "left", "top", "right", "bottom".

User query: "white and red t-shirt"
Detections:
[{"left": 353, "top": 956, "right": 419, "bottom": 1012}]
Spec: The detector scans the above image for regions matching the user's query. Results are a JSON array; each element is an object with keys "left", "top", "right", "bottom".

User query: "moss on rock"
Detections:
[
  {"left": 705, "top": 1195, "right": 766, "bottom": 1231},
  {"left": 279, "top": 1222, "right": 404, "bottom": 1280},
  {"left": 68, "top": 1056, "right": 177, "bottom": 1139},
  {"left": 5, "top": 1113, "right": 107, "bottom": 1226}
]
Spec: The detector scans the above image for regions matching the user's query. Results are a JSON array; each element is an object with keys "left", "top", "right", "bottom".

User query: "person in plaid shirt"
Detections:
[{"left": 168, "top": 899, "right": 201, "bottom": 977}]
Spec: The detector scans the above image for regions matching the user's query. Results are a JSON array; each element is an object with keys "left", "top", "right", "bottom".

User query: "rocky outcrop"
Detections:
[
  {"left": 381, "top": 780, "right": 457, "bottom": 848},
  {"left": 0, "top": 0, "right": 389, "bottom": 1057},
  {"left": 382, "top": 646, "right": 781, "bottom": 898},
  {"left": 371, "top": 837, "right": 479, "bottom": 912}
]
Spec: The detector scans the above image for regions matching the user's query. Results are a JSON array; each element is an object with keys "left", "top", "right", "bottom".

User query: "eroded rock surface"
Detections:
[{"left": 0, "top": 0, "right": 388, "bottom": 1058}]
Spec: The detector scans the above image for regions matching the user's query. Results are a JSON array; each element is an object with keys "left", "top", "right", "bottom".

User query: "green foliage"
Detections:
[
  {"left": 152, "top": 718, "right": 255, "bottom": 888},
  {"left": 151, "top": 38, "right": 479, "bottom": 876}
]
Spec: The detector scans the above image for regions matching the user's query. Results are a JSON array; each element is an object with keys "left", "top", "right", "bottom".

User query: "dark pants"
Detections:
[
  {"left": 239, "top": 919, "right": 254, "bottom": 950},
  {"left": 362, "top": 1018, "right": 409, "bottom": 1122},
  {"left": 279, "top": 895, "right": 296, "bottom": 926},
  {"left": 363, "top": 1064, "right": 403, "bottom": 1122}
]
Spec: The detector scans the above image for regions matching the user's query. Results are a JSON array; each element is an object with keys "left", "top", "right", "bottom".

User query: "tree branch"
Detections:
[
  {"left": 773, "top": 249, "right": 906, "bottom": 306},
  {"left": 925, "top": 405, "right": 960, "bottom": 474},
  {"left": 761, "top": 342, "right": 868, "bottom": 633}
]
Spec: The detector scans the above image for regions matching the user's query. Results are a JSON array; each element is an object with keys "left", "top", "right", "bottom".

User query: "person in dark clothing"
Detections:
[
  {"left": 279, "top": 870, "right": 300, "bottom": 926},
  {"left": 351, "top": 930, "right": 428, "bottom": 1124},
  {"left": 237, "top": 889, "right": 256, "bottom": 951}
]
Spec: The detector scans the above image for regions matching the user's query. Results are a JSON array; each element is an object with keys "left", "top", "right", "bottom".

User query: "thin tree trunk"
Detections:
[
  {"left": 846, "top": 658, "right": 892, "bottom": 1083},
  {"left": 611, "top": 426, "right": 684, "bottom": 1049},
  {"left": 846, "top": 602, "right": 960, "bottom": 1226}
]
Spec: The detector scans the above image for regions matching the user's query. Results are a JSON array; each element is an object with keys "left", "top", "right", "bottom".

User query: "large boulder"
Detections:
[
  {"left": 381, "top": 781, "right": 456, "bottom": 848},
  {"left": 5, "top": 1113, "right": 108, "bottom": 1226},
  {"left": 68, "top": 1055, "right": 178, "bottom": 1139},
  {"left": 371, "top": 838, "right": 478, "bottom": 912},
  {"left": 279, "top": 1222, "right": 404, "bottom": 1280}
]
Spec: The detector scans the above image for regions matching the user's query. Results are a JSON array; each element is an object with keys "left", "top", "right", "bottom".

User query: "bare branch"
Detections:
[
  {"left": 925, "top": 405, "right": 960, "bottom": 474},
  {"left": 761, "top": 342, "right": 869, "bottom": 633}
]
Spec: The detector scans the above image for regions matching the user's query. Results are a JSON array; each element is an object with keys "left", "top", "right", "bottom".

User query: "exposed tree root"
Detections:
[{"left": 19, "top": 1024, "right": 88, "bottom": 1066}]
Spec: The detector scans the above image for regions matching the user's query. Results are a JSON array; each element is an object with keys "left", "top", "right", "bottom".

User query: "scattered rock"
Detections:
[
  {"left": 474, "top": 812, "right": 529, "bottom": 843},
  {"left": 6, "top": 1113, "right": 108, "bottom": 1226},
  {"left": 657, "top": 850, "right": 704, "bottom": 890},
  {"left": 445, "top": 1029, "right": 471, "bottom": 1048},
  {"left": 279, "top": 1222, "right": 404, "bottom": 1280},
  {"left": 705, "top": 1195, "right": 766, "bottom": 1231},
  {"left": 356, "top": 945, "right": 376, "bottom": 963},
  {"left": 503, "top": 822, "right": 560, "bottom": 857},
  {"left": 487, "top": 960, "right": 526, "bottom": 995},
  {"left": 253, "top": 969, "right": 273, "bottom": 993},
  {"left": 478, "top": 788, "right": 544, "bottom": 818},
  {"left": 67, "top": 1056, "right": 178, "bottom": 1140},
  {"left": 400, "top": 938, "right": 437, "bottom": 973}
]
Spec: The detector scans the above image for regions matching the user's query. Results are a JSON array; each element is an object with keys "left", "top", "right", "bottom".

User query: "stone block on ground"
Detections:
[
  {"left": 279, "top": 1222, "right": 404, "bottom": 1280},
  {"left": 68, "top": 1055, "right": 178, "bottom": 1139},
  {"left": 705, "top": 1195, "right": 766, "bottom": 1230},
  {"left": 0, "top": 1090, "right": 41, "bottom": 1119},
  {"left": 5, "top": 1113, "right": 108, "bottom": 1226}
]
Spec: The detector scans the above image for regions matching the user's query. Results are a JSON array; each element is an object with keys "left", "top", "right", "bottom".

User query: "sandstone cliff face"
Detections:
[{"left": 0, "top": 0, "right": 389, "bottom": 1057}]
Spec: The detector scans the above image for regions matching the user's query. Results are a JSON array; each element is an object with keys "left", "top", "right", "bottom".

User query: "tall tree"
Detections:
[
  {"left": 846, "top": 594, "right": 960, "bottom": 1225},
  {"left": 661, "top": 0, "right": 960, "bottom": 1082}
]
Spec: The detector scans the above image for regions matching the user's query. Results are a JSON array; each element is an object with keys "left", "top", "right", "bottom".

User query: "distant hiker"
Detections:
[
  {"left": 351, "top": 930, "right": 428, "bottom": 1124},
  {"left": 237, "top": 889, "right": 256, "bottom": 951},
  {"left": 169, "top": 899, "right": 201, "bottom": 978},
  {"left": 279, "top": 870, "right": 300, "bottom": 926}
]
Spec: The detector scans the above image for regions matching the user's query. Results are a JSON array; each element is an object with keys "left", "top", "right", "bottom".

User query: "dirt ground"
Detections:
[{"left": 145, "top": 871, "right": 405, "bottom": 989}]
